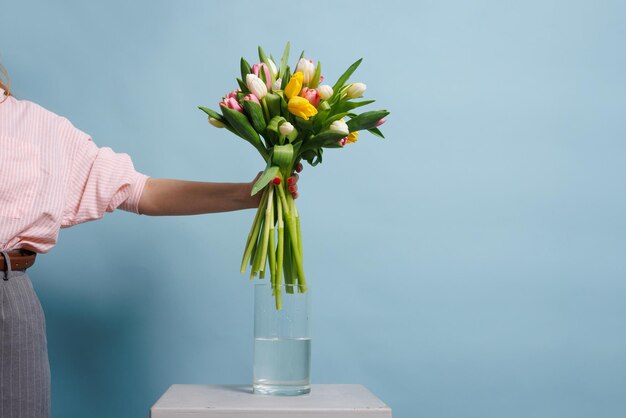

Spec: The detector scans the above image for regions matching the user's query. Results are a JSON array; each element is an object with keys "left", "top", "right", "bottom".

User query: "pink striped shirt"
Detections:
[{"left": 0, "top": 87, "right": 150, "bottom": 253}]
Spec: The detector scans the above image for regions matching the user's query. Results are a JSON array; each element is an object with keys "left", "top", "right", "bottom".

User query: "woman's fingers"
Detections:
[
  {"left": 287, "top": 174, "right": 299, "bottom": 185},
  {"left": 287, "top": 174, "right": 299, "bottom": 198}
]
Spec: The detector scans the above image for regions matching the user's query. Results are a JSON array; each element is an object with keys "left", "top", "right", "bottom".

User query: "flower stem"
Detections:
[
  {"left": 275, "top": 190, "right": 284, "bottom": 310},
  {"left": 291, "top": 196, "right": 303, "bottom": 258},
  {"left": 261, "top": 97, "right": 271, "bottom": 124},
  {"left": 283, "top": 228, "right": 294, "bottom": 293},
  {"left": 267, "top": 187, "right": 277, "bottom": 286},
  {"left": 250, "top": 215, "right": 264, "bottom": 278},
  {"left": 241, "top": 188, "right": 268, "bottom": 273},
  {"left": 253, "top": 186, "right": 273, "bottom": 276},
  {"left": 260, "top": 186, "right": 274, "bottom": 273},
  {"left": 276, "top": 183, "right": 307, "bottom": 292},
  {"left": 293, "top": 200, "right": 304, "bottom": 291}
]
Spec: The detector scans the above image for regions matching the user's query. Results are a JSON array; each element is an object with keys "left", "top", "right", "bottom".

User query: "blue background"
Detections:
[{"left": 2, "top": 1, "right": 626, "bottom": 417}]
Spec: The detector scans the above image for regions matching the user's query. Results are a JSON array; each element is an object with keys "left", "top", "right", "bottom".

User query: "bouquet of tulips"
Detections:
[{"left": 199, "top": 43, "right": 389, "bottom": 309}]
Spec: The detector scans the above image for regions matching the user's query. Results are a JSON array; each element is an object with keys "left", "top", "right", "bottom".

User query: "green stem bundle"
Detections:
[{"left": 241, "top": 178, "right": 306, "bottom": 309}]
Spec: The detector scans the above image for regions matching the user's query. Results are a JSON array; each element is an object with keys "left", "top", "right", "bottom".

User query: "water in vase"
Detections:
[{"left": 253, "top": 337, "right": 311, "bottom": 395}]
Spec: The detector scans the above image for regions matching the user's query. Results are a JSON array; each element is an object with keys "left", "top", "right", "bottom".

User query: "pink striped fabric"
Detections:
[{"left": 0, "top": 87, "right": 150, "bottom": 253}]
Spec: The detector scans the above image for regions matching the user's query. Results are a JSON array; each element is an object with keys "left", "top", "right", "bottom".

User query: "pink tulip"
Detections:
[
  {"left": 243, "top": 94, "right": 260, "bottom": 105},
  {"left": 299, "top": 87, "right": 320, "bottom": 108},
  {"left": 338, "top": 137, "right": 348, "bottom": 147},
  {"left": 252, "top": 63, "right": 272, "bottom": 90},
  {"left": 375, "top": 118, "right": 386, "bottom": 127},
  {"left": 219, "top": 97, "right": 243, "bottom": 113},
  {"left": 225, "top": 89, "right": 240, "bottom": 100}
]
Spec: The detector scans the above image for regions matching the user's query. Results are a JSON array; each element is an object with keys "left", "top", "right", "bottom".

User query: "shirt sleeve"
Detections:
[{"left": 62, "top": 128, "right": 150, "bottom": 227}]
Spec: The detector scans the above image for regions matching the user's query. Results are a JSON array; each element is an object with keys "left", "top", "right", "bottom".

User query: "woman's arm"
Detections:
[
  {"left": 137, "top": 174, "right": 298, "bottom": 216},
  {"left": 137, "top": 178, "right": 260, "bottom": 216}
]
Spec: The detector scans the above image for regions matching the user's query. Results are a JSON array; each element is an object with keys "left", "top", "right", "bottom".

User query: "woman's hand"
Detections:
[{"left": 248, "top": 168, "right": 301, "bottom": 208}]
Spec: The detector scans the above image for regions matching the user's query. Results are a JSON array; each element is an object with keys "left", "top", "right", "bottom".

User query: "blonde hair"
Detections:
[{"left": 0, "top": 63, "right": 11, "bottom": 101}]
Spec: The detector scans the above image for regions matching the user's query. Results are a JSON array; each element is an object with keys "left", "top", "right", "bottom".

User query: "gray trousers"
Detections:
[{"left": 0, "top": 251, "right": 51, "bottom": 418}]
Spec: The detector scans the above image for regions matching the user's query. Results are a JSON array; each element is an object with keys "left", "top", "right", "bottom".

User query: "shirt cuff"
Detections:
[{"left": 118, "top": 172, "right": 150, "bottom": 214}]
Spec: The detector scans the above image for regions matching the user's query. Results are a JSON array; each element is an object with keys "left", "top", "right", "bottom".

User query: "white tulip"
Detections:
[
  {"left": 208, "top": 116, "right": 225, "bottom": 128},
  {"left": 346, "top": 82, "right": 366, "bottom": 98},
  {"left": 279, "top": 122, "right": 294, "bottom": 136},
  {"left": 330, "top": 120, "right": 349, "bottom": 135},
  {"left": 246, "top": 74, "right": 267, "bottom": 99},
  {"left": 272, "top": 79, "right": 282, "bottom": 91},
  {"left": 318, "top": 84, "right": 333, "bottom": 100},
  {"left": 267, "top": 59, "right": 278, "bottom": 78},
  {"left": 295, "top": 58, "right": 315, "bottom": 85}
]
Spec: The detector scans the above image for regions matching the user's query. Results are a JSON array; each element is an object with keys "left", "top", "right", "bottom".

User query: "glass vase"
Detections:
[{"left": 253, "top": 283, "right": 311, "bottom": 396}]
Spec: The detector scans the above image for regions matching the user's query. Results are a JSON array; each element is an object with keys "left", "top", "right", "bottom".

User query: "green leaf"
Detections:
[
  {"left": 265, "top": 93, "right": 281, "bottom": 118},
  {"left": 323, "top": 112, "right": 350, "bottom": 128},
  {"left": 368, "top": 127, "right": 385, "bottom": 138},
  {"left": 301, "top": 148, "right": 323, "bottom": 166},
  {"left": 266, "top": 116, "right": 297, "bottom": 145},
  {"left": 281, "top": 66, "right": 291, "bottom": 90},
  {"left": 347, "top": 110, "right": 390, "bottom": 132},
  {"left": 286, "top": 126, "right": 298, "bottom": 142},
  {"left": 251, "top": 165, "right": 280, "bottom": 196},
  {"left": 323, "top": 141, "right": 345, "bottom": 149},
  {"left": 332, "top": 99, "right": 376, "bottom": 115},
  {"left": 258, "top": 46, "right": 270, "bottom": 67},
  {"left": 312, "top": 109, "right": 331, "bottom": 131},
  {"left": 236, "top": 78, "right": 249, "bottom": 94},
  {"left": 272, "top": 143, "right": 294, "bottom": 170},
  {"left": 294, "top": 117, "right": 313, "bottom": 134},
  {"left": 267, "top": 116, "right": 287, "bottom": 133},
  {"left": 280, "top": 94, "right": 290, "bottom": 119},
  {"left": 278, "top": 42, "right": 290, "bottom": 80},
  {"left": 242, "top": 100, "right": 266, "bottom": 133},
  {"left": 332, "top": 58, "right": 363, "bottom": 93},
  {"left": 315, "top": 148, "right": 323, "bottom": 165},
  {"left": 240, "top": 57, "right": 252, "bottom": 81},
  {"left": 198, "top": 106, "right": 238, "bottom": 135},
  {"left": 220, "top": 105, "right": 268, "bottom": 160},
  {"left": 198, "top": 106, "right": 224, "bottom": 122},
  {"left": 292, "top": 141, "right": 302, "bottom": 156},
  {"left": 302, "top": 130, "right": 347, "bottom": 151},
  {"left": 260, "top": 67, "right": 269, "bottom": 87},
  {"left": 309, "top": 61, "right": 322, "bottom": 88}
]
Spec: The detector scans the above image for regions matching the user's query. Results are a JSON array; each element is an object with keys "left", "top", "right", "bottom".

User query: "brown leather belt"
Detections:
[{"left": 1, "top": 249, "right": 37, "bottom": 271}]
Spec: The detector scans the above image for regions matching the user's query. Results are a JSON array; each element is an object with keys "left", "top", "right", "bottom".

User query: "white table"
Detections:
[{"left": 150, "top": 384, "right": 392, "bottom": 418}]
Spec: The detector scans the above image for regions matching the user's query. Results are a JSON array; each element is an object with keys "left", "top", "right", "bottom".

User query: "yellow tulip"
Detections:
[
  {"left": 284, "top": 72, "right": 304, "bottom": 99},
  {"left": 346, "top": 131, "right": 359, "bottom": 144},
  {"left": 288, "top": 96, "right": 318, "bottom": 120}
]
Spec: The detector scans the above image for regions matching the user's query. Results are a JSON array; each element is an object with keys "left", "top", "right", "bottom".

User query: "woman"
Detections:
[{"left": 0, "top": 65, "right": 298, "bottom": 418}]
